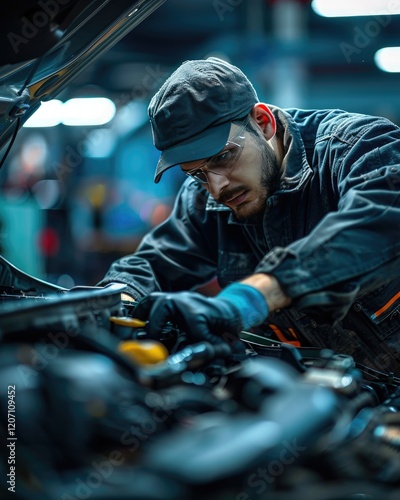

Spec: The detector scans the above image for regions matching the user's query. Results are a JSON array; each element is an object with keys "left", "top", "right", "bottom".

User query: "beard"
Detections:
[
  {"left": 230, "top": 141, "right": 281, "bottom": 220},
  {"left": 259, "top": 145, "right": 281, "bottom": 202}
]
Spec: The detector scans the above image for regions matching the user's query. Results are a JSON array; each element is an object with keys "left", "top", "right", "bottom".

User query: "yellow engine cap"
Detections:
[
  {"left": 118, "top": 340, "right": 168, "bottom": 365},
  {"left": 109, "top": 316, "right": 146, "bottom": 328}
]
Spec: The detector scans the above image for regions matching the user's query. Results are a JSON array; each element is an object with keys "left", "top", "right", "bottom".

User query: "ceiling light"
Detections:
[
  {"left": 23, "top": 98, "right": 117, "bottom": 128},
  {"left": 312, "top": 0, "right": 400, "bottom": 17},
  {"left": 61, "top": 98, "right": 116, "bottom": 126},
  {"left": 375, "top": 47, "right": 400, "bottom": 72},
  {"left": 23, "top": 100, "right": 63, "bottom": 128}
]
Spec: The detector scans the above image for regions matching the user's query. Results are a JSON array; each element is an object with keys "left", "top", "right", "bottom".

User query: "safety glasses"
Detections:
[{"left": 184, "top": 116, "right": 249, "bottom": 184}]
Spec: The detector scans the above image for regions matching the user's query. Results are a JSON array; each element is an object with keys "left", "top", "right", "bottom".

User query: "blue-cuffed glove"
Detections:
[{"left": 134, "top": 283, "right": 269, "bottom": 343}]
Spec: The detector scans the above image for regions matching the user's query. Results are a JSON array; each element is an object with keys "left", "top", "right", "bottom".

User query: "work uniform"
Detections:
[{"left": 99, "top": 106, "right": 400, "bottom": 375}]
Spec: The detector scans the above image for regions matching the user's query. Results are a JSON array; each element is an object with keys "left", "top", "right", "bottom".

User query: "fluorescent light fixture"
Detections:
[
  {"left": 61, "top": 98, "right": 116, "bottom": 126},
  {"left": 375, "top": 47, "right": 400, "bottom": 72},
  {"left": 23, "top": 100, "right": 63, "bottom": 128},
  {"left": 312, "top": 0, "right": 400, "bottom": 17},
  {"left": 23, "top": 97, "right": 117, "bottom": 128}
]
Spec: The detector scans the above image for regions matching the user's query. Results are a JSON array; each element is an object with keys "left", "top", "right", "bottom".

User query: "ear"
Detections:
[{"left": 250, "top": 103, "right": 276, "bottom": 140}]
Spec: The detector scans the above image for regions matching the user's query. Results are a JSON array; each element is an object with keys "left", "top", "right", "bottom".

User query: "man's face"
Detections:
[{"left": 181, "top": 121, "right": 281, "bottom": 219}]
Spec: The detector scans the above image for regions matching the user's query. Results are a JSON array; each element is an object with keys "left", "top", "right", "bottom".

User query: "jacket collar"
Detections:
[{"left": 265, "top": 105, "right": 313, "bottom": 194}]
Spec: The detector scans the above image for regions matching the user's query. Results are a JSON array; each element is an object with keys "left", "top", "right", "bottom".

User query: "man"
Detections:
[{"left": 98, "top": 57, "right": 400, "bottom": 375}]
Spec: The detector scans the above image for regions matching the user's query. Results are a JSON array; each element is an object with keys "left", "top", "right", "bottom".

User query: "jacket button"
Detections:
[{"left": 353, "top": 303, "right": 362, "bottom": 312}]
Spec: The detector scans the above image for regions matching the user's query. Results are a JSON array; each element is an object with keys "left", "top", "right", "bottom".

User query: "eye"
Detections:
[
  {"left": 208, "top": 149, "right": 233, "bottom": 167},
  {"left": 191, "top": 169, "right": 203, "bottom": 178},
  {"left": 186, "top": 168, "right": 208, "bottom": 183}
]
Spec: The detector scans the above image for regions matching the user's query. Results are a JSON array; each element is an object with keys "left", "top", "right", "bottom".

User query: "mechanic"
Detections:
[{"left": 98, "top": 57, "right": 400, "bottom": 375}]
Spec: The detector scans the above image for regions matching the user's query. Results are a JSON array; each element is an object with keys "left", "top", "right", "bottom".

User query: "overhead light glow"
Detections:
[
  {"left": 23, "top": 98, "right": 117, "bottom": 128},
  {"left": 61, "top": 98, "right": 116, "bottom": 126},
  {"left": 312, "top": 0, "right": 400, "bottom": 17},
  {"left": 23, "top": 100, "right": 63, "bottom": 128},
  {"left": 375, "top": 47, "right": 400, "bottom": 72}
]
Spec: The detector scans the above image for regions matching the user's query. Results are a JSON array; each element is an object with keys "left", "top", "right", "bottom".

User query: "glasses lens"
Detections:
[
  {"left": 207, "top": 143, "right": 241, "bottom": 171},
  {"left": 188, "top": 168, "right": 208, "bottom": 183},
  {"left": 184, "top": 117, "right": 248, "bottom": 183}
]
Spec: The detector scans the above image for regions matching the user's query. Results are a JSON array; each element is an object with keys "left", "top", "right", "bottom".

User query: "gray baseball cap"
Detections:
[{"left": 148, "top": 57, "right": 259, "bottom": 183}]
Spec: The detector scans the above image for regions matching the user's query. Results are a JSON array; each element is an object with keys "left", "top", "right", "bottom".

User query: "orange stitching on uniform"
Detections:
[
  {"left": 269, "top": 324, "right": 301, "bottom": 347},
  {"left": 372, "top": 291, "right": 400, "bottom": 319}
]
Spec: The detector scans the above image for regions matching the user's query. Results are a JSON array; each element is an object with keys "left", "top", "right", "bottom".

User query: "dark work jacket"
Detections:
[{"left": 98, "top": 106, "right": 400, "bottom": 375}]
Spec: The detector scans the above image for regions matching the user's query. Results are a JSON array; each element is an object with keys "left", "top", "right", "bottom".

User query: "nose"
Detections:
[{"left": 206, "top": 170, "right": 230, "bottom": 198}]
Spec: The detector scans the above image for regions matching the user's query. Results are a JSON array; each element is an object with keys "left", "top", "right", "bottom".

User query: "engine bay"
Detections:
[{"left": 1, "top": 260, "right": 400, "bottom": 500}]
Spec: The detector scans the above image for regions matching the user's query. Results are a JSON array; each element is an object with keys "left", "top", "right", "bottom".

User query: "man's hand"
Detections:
[{"left": 134, "top": 283, "right": 269, "bottom": 343}]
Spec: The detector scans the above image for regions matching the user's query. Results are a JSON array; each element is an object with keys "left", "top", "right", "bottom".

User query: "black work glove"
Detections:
[{"left": 134, "top": 284, "right": 269, "bottom": 344}]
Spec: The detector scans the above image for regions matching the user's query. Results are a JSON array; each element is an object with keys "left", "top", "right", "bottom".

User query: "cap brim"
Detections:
[{"left": 154, "top": 121, "right": 231, "bottom": 183}]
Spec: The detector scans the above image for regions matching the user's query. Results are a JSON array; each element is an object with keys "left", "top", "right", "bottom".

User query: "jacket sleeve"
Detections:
[
  {"left": 97, "top": 179, "right": 219, "bottom": 300},
  {"left": 256, "top": 115, "right": 400, "bottom": 323}
]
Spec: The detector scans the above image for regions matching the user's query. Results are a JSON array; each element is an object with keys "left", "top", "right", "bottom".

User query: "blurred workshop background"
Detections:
[{"left": 0, "top": 0, "right": 399, "bottom": 288}]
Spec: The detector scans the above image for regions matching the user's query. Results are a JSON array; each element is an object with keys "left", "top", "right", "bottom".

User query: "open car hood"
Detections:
[
  {"left": 0, "top": 0, "right": 166, "bottom": 153},
  {"left": 0, "top": 0, "right": 166, "bottom": 297}
]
